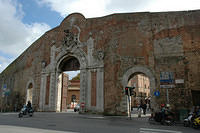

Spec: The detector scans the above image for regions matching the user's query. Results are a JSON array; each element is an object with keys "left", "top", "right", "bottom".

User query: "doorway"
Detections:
[
  {"left": 57, "top": 56, "right": 80, "bottom": 112},
  {"left": 26, "top": 83, "right": 33, "bottom": 104},
  {"left": 191, "top": 90, "right": 200, "bottom": 106},
  {"left": 63, "top": 71, "right": 80, "bottom": 112}
]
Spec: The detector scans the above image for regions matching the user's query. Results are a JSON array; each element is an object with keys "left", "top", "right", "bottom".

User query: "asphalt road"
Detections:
[{"left": 0, "top": 110, "right": 199, "bottom": 133}]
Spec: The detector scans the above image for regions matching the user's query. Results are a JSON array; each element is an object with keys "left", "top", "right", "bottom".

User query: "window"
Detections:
[{"left": 191, "top": 90, "right": 200, "bottom": 106}]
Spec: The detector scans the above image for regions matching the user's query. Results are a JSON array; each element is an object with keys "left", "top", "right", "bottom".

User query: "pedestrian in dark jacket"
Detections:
[
  {"left": 27, "top": 101, "right": 32, "bottom": 112},
  {"left": 142, "top": 103, "right": 147, "bottom": 115}
]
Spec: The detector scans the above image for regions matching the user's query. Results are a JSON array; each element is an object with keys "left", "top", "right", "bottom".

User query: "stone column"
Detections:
[
  {"left": 39, "top": 73, "right": 47, "bottom": 111},
  {"left": 87, "top": 69, "right": 92, "bottom": 111},
  {"left": 80, "top": 69, "right": 88, "bottom": 113},
  {"left": 55, "top": 72, "right": 62, "bottom": 112},
  {"left": 49, "top": 71, "right": 56, "bottom": 111},
  {"left": 96, "top": 67, "right": 104, "bottom": 112}
]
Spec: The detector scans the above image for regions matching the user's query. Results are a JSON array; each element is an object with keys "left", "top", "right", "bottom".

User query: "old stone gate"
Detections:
[{"left": 0, "top": 10, "right": 200, "bottom": 114}]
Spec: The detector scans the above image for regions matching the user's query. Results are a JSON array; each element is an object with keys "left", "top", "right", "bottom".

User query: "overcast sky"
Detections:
[{"left": 0, "top": 0, "right": 200, "bottom": 78}]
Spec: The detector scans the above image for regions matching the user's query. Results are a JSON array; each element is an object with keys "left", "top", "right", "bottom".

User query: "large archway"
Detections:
[
  {"left": 122, "top": 66, "right": 156, "bottom": 113},
  {"left": 39, "top": 34, "right": 104, "bottom": 113},
  {"left": 54, "top": 46, "right": 89, "bottom": 112}
]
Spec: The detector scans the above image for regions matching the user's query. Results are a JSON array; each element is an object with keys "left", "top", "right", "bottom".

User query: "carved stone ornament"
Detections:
[
  {"left": 62, "top": 29, "right": 79, "bottom": 49},
  {"left": 97, "top": 51, "right": 104, "bottom": 60},
  {"left": 41, "top": 61, "right": 46, "bottom": 68}
]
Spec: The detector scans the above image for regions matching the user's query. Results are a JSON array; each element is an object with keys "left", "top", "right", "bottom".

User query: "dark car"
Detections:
[{"left": 74, "top": 104, "right": 80, "bottom": 112}]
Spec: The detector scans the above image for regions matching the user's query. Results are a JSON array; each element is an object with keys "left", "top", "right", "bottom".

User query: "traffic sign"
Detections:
[
  {"left": 2, "top": 84, "right": 7, "bottom": 91},
  {"left": 154, "top": 91, "right": 160, "bottom": 97},
  {"left": 81, "top": 102, "right": 85, "bottom": 107},
  {"left": 3, "top": 84, "right": 7, "bottom": 89}
]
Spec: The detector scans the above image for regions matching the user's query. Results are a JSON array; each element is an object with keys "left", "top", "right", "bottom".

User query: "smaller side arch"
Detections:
[
  {"left": 121, "top": 66, "right": 157, "bottom": 111},
  {"left": 26, "top": 78, "right": 34, "bottom": 90},
  {"left": 26, "top": 78, "right": 35, "bottom": 104},
  {"left": 122, "top": 66, "right": 155, "bottom": 88}
]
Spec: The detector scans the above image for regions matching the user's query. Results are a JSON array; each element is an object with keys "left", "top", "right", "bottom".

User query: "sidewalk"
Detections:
[{"left": 131, "top": 107, "right": 151, "bottom": 118}]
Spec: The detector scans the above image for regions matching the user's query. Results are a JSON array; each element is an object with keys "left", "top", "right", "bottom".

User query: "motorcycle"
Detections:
[
  {"left": 192, "top": 115, "right": 200, "bottom": 129},
  {"left": 18, "top": 105, "right": 34, "bottom": 118},
  {"left": 149, "top": 110, "right": 175, "bottom": 126}
]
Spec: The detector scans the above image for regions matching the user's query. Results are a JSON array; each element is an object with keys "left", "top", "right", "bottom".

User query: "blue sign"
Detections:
[
  {"left": 160, "top": 79, "right": 174, "bottom": 83},
  {"left": 3, "top": 84, "right": 7, "bottom": 89},
  {"left": 154, "top": 91, "right": 160, "bottom": 97},
  {"left": 160, "top": 72, "right": 174, "bottom": 83},
  {"left": 2, "top": 84, "right": 7, "bottom": 90}
]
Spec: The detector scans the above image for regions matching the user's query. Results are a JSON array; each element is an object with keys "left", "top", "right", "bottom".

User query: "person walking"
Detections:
[
  {"left": 142, "top": 103, "right": 147, "bottom": 115},
  {"left": 138, "top": 104, "right": 142, "bottom": 117}
]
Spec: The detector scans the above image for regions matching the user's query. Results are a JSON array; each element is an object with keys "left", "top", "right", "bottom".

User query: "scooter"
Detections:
[
  {"left": 183, "top": 112, "right": 193, "bottom": 127},
  {"left": 18, "top": 105, "right": 33, "bottom": 118}
]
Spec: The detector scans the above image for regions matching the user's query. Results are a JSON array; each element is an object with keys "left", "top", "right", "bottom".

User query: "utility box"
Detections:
[{"left": 179, "top": 109, "right": 188, "bottom": 121}]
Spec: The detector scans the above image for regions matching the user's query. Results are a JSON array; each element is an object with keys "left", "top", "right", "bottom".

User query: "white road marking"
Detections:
[
  {"left": 140, "top": 131, "right": 160, "bottom": 133},
  {"left": 140, "top": 128, "right": 182, "bottom": 133},
  {"left": 0, "top": 125, "right": 79, "bottom": 133},
  {"left": 89, "top": 116, "right": 104, "bottom": 119}
]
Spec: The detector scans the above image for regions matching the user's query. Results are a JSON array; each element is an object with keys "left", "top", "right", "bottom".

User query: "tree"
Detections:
[{"left": 71, "top": 73, "right": 80, "bottom": 81}]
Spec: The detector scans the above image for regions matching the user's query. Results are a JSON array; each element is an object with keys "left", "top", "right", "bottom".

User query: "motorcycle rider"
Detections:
[
  {"left": 161, "top": 104, "right": 174, "bottom": 124},
  {"left": 193, "top": 106, "right": 200, "bottom": 116},
  {"left": 160, "top": 104, "right": 166, "bottom": 124},
  {"left": 26, "top": 101, "right": 32, "bottom": 113},
  {"left": 18, "top": 101, "right": 33, "bottom": 118}
]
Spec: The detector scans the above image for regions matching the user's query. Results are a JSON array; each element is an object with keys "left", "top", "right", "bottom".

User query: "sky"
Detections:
[{"left": 0, "top": 0, "right": 200, "bottom": 78}]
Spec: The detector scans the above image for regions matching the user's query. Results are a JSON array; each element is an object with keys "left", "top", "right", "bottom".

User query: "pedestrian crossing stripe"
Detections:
[{"left": 140, "top": 128, "right": 182, "bottom": 133}]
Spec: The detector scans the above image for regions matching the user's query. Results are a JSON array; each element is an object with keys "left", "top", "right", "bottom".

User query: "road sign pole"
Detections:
[
  {"left": 166, "top": 88, "right": 169, "bottom": 104},
  {"left": 0, "top": 97, "right": 2, "bottom": 112},
  {"left": 128, "top": 89, "right": 131, "bottom": 120}
]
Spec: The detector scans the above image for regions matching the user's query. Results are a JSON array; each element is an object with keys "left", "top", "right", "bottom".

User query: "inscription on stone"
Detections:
[
  {"left": 121, "top": 56, "right": 145, "bottom": 65},
  {"left": 154, "top": 36, "right": 183, "bottom": 57}
]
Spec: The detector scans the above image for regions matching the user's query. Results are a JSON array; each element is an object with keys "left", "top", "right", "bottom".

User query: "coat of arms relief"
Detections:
[{"left": 62, "top": 29, "right": 79, "bottom": 50}]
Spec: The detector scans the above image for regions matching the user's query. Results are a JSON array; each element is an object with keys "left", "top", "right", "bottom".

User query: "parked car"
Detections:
[{"left": 74, "top": 104, "right": 80, "bottom": 112}]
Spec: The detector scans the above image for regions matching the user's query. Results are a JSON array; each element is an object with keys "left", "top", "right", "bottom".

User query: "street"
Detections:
[{"left": 0, "top": 110, "right": 199, "bottom": 133}]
